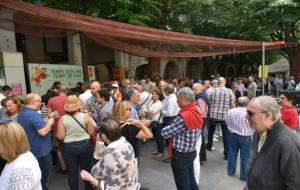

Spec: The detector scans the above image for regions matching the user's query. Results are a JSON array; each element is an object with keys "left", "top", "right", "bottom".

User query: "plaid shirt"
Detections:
[
  {"left": 161, "top": 116, "right": 201, "bottom": 153},
  {"left": 209, "top": 86, "right": 235, "bottom": 121},
  {"left": 86, "top": 96, "right": 100, "bottom": 124}
]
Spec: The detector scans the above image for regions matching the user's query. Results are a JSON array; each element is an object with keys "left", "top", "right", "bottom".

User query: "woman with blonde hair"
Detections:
[
  {"left": 0, "top": 122, "right": 42, "bottom": 189},
  {"left": 113, "top": 101, "right": 152, "bottom": 160}
]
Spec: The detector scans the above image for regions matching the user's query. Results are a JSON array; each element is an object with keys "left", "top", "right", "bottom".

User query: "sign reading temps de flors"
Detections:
[{"left": 28, "top": 63, "right": 84, "bottom": 95}]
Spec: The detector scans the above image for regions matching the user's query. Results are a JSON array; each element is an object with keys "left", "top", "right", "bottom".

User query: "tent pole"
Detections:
[{"left": 262, "top": 42, "right": 265, "bottom": 95}]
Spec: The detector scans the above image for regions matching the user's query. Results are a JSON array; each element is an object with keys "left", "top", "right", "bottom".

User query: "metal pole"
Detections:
[{"left": 262, "top": 42, "right": 265, "bottom": 95}]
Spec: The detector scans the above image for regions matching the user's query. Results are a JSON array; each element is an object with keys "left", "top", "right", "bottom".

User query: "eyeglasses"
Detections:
[
  {"left": 246, "top": 110, "right": 264, "bottom": 118},
  {"left": 126, "top": 108, "right": 132, "bottom": 111}
]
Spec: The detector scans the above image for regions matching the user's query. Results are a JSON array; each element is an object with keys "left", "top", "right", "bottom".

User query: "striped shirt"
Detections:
[
  {"left": 161, "top": 116, "right": 201, "bottom": 153},
  {"left": 209, "top": 86, "right": 235, "bottom": 121},
  {"left": 225, "top": 106, "right": 254, "bottom": 136}
]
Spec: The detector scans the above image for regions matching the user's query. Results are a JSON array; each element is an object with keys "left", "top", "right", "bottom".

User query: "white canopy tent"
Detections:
[{"left": 268, "top": 57, "right": 290, "bottom": 74}]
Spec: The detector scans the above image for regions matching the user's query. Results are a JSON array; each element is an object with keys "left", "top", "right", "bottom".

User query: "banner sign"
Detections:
[
  {"left": 11, "top": 83, "right": 22, "bottom": 96},
  {"left": 28, "top": 63, "right": 83, "bottom": 95},
  {"left": 258, "top": 65, "right": 269, "bottom": 78},
  {"left": 88, "top": 65, "right": 96, "bottom": 81}
]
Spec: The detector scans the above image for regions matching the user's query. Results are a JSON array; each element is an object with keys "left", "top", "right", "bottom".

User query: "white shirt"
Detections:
[
  {"left": 0, "top": 151, "right": 42, "bottom": 190},
  {"left": 79, "top": 89, "right": 92, "bottom": 108},
  {"left": 139, "top": 91, "right": 152, "bottom": 112},
  {"left": 148, "top": 100, "right": 163, "bottom": 123},
  {"left": 258, "top": 131, "right": 267, "bottom": 153},
  {"left": 0, "top": 93, "right": 6, "bottom": 109},
  {"left": 162, "top": 93, "right": 180, "bottom": 117}
]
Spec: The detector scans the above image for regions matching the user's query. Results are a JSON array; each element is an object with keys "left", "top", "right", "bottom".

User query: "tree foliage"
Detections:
[{"left": 188, "top": 0, "right": 300, "bottom": 68}]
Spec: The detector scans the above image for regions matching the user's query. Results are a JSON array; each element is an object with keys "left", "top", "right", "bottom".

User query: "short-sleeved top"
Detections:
[
  {"left": 17, "top": 107, "right": 52, "bottom": 158},
  {"left": 0, "top": 151, "right": 42, "bottom": 190},
  {"left": 148, "top": 100, "right": 163, "bottom": 123},
  {"left": 120, "top": 123, "right": 141, "bottom": 158},
  {"left": 47, "top": 95, "right": 67, "bottom": 130},
  {"left": 247, "top": 81, "right": 257, "bottom": 98},
  {"left": 209, "top": 86, "right": 235, "bottom": 121}
]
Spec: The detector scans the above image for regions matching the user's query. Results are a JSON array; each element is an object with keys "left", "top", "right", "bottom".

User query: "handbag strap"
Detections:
[
  {"left": 155, "top": 112, "right": 162, "bottom": 122},
  {"left": 141, "top": 92, "right": 151, "bottom": 106},
  {"left": 71, "top": 114, "right": 88, "bottom": 134}
]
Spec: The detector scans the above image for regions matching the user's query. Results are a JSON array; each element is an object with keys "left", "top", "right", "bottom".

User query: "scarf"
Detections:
[
  {"left": 178, "top": 103, "right": 203, "bottom": 131},
  {"left": 195, "top": 93, "right": 209, "bottom": 106}
]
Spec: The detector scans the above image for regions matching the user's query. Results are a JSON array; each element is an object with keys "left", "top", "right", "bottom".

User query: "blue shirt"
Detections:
[
  {"left": 17, "top": 107, "right": 52, "bottom": 158},
  {"left": 161, "top": 116, "right": 201, "bottom": 153},
  {"left": 130, "top": 105, "right": 139, "bottom": 119}
]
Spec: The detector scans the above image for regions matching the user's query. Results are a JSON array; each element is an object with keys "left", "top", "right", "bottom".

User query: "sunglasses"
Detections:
[{"left": 246, "top": 110, "right": 265, "bottom": 118}]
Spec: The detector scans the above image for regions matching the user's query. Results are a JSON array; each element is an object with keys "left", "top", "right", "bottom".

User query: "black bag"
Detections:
[{"left": 149, "top": 112, "right": 162, "bottom": 128}]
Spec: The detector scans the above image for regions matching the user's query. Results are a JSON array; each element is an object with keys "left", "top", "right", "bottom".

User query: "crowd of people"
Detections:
[{"left": 0, "top": 74, "right": 300, "bottom": 190}]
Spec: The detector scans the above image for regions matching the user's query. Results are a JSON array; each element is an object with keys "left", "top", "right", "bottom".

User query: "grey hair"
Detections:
[
  {"left": 252, "top": 96, "right": 281, "bottom": 121},
  {"left": 124, "top": 87, "right": 136, "bottom": 101},
  {"left": 177, "top": 87, "right": 195, "bottom": 103},
  {"left": 142, "top": 84, "right": 150, "bottom": 92},
  {"left": 164, "top": 84, "right": 175, "bottom": 94},
  {"left": 59, "top": 85, "right": 68, "bottom": 94},
  {"left": 238, "top": 96, "right": 249, "bottom": 107}
]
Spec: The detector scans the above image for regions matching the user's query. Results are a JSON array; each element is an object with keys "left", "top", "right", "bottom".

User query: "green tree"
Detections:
[
  {"left": 25, "top": 0, "right": 162, "bottom": 27},
  {"left": 188, "top": 0, "right": 300, "bottom": 75}
]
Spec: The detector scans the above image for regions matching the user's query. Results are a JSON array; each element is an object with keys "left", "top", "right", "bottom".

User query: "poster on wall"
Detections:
[
  {"left": 11, "top": 83, "right": 22, "bottom": 96},
  {"left": 88, "top": 65, "right": 96, "bottom": 82},
  {"left": 28, "top": 63, "right": 84, "bottom": 95}
]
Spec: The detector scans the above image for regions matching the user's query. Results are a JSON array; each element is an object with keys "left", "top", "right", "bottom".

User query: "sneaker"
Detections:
[
  {"left": 214, "top": 134, "right": 219, "bottom": 138},
  {"left": 57, "top": 169, "right": 67, "bottom": 176},
  {"left": 213, "top": 137, "right": 218, "bottom": 142},
  {"left": 151, "top": 152, "right": 159, "bottom": 156},
  {"left": 154, "top": 153, "right": 164, "bottom": 161},
  {"left": 212, "top": 147, "right": 215, "bottom": 150},
  {"left": 162, "top": 157, "right": 171, "bottom": 163}
]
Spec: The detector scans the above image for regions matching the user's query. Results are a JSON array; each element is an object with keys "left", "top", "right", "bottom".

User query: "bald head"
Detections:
[
  {"left": 90, "top": 81, "right": 101, "bottom": 96},
  {"left": 24, "top": 93, "right": 40, "bottom": 105},
  {"left": 192, "top": 83, "right": 204, "bottom": 95},
  {"left": 99, "top": 118, "right": 121, "bottom": 143},
  {"left": 24, "top": 93, "right": 42, "bottom": 111},
  {"left": 218, "top": 77, "right": 226, "bottom": 86},
  {"left": 237, "top": 96, "right": 250, "bottom": 107}
]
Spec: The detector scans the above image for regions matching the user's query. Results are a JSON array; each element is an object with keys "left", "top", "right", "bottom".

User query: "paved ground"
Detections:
[{"left": 49, "top": 137, "right": 246, "bottom": 190}]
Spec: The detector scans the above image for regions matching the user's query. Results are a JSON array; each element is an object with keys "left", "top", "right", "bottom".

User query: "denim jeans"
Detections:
[
  {"left": 227, "top": 133, "right": 252, "bottom": 180},
  {"left": 171, "top": 149, "right": 198, "bottom": 190},
  {"left": 206, "top": 120, "right": 230, "bottom": 158},
  {"left": 62, "top": 140, "right": 94, "bottom": 190},
  {"left": 37, "top": 152, "right": 52, "bottom": 190},
  {"left": 152, "top": 123, "right": 165, "bottom": 153}
]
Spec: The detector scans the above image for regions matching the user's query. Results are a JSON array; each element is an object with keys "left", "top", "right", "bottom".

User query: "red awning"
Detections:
[{"left": 0, "top": 0, "right": 286, "bottom": 57}]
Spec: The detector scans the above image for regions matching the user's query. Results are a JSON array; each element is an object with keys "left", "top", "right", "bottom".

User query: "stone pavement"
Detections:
[{"left": 49, "top": 137, "right": 246, "bottom": 190}]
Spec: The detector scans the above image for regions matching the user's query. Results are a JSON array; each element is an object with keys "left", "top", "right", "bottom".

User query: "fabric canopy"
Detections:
[
  {"left": 0, "top": 0, "right": 286, "bottom": 58},
  {"left": 268, "top": 57, "right": 290, "bottom": 73}
]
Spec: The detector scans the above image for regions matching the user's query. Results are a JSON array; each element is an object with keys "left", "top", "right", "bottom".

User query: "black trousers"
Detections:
[{"left": 171, "top": 149, "right": 198, "bottom": 190}]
